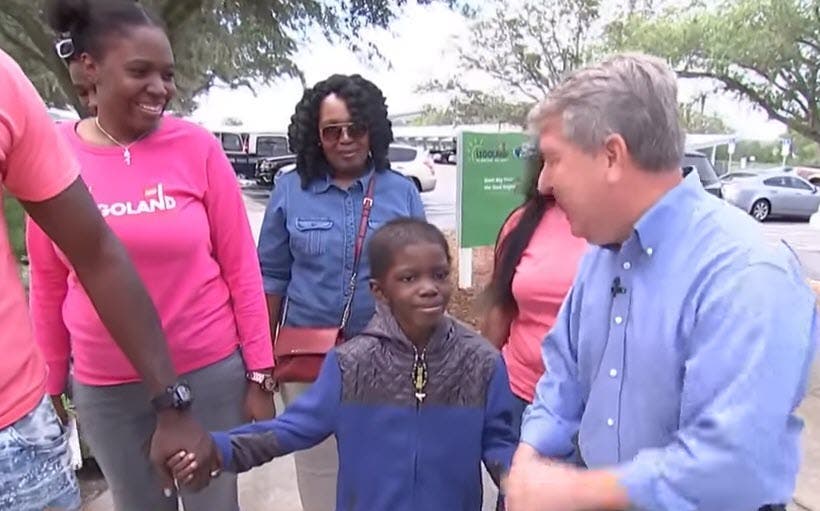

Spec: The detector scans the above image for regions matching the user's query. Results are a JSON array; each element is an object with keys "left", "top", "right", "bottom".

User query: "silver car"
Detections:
[{"left": 721, "top": 172, "right": 820, "bottom": 221}]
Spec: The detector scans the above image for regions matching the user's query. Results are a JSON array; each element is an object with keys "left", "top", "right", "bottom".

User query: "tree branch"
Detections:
[
  {"left": 161, "top": 0, "right": 206, "bottom": 35},
  {"left": 0, "top": 22, "right": 48, "bottom": 66},
  {"left": 678, "top": 69, "right": 820, "bottom": 143}
]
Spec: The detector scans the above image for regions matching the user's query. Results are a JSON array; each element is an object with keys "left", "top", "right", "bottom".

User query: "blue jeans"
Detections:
[{"left": 0, "top": 396, "right": 80, "bottom": 511}]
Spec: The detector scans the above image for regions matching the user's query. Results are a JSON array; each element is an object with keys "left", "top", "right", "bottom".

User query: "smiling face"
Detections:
[
  {"left": 537, "top": 116, "right": 629, "bottom": 245},
  {"left": 318, "top": 93, "right": 371, "bottom": 178},
  {"left": 371, "top": 242, "right": 452, "bottom": 348},
  {"left": 85, "top": 24, "right": 175, "bottom": 140}
]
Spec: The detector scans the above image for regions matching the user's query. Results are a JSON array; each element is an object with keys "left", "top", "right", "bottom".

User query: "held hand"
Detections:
[
  {"left": 505, "top": 445, "right": 585, "bottom": 511},
  {"left": 149, "top": 411, "right": 217, "bottom": 495},
  {"left": 243, "top": 383, "right": 276, "bottom": 421}
]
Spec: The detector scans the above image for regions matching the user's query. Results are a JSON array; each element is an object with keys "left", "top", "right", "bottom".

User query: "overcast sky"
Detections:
[{"left": 189, "top": 2, "right": 785, "bottom": 141}]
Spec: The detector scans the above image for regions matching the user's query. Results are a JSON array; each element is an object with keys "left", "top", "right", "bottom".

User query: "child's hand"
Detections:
[{"left": 167, "top": 450, "right": 199, "bottom": 486}]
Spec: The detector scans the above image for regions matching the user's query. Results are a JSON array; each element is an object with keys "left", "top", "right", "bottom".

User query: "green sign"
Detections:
[{"left": 457, "top": 131, "right": 529, "bottom": 248}]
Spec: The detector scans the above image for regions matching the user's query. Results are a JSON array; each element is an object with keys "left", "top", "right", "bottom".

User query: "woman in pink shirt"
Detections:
[
  {"left": 482, "top": 148, "right": 587, "bottom": 429},
  {"left": 28, "top": 1, "right": 274, "bottom": 510}
]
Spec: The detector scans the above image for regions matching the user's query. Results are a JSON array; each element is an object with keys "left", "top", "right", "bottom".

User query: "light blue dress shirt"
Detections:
[
  {"left": 258, "top": 167, "right": 426, "bottom": 337},
  {"left": 521, "top": 172, "right": 819, "bottom": 511}
]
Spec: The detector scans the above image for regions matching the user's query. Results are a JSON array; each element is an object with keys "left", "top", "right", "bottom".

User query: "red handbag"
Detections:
[{"left": 272, "top": 176, "right": 376, "bottom": 383}]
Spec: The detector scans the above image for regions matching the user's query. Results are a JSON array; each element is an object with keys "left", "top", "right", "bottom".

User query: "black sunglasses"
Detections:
[{"left": 320, "top": 122, "right": 368, "bottom": 144}]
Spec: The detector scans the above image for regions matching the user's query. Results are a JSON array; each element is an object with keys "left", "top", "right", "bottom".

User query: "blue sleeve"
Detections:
[
  {"left": 212, "top": 351, "right": 342, "bottom": 473},
  {"left": 482, "top": 356, "right": 519, "bottom": 487},
  {"left": 258, "top": 179, "right": 292, "bottom": 295},
  {"left": 408, "top": 183, "right": 426, "bottom": 220},
  {"left": 617, "top": 262, "right": 818, "bottom": 511},
  {"left": 519, "top": 284, "right": 584, "bottom": 460}
]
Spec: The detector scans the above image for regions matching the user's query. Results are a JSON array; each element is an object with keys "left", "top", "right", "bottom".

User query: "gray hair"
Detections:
[{"left": 530, "top": 52, "right": 685, "bottom": 171}]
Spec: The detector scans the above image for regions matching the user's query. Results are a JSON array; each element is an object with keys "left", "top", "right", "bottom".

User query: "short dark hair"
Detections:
[
  {"left": 45, "top": 0, "right": 161, "bottom": 60},
  {"left": 288, "top": 74, "right": 394, "bottom": 189},
  {"left": 368, "top": 218, "right": 451, "bottom": 280}
]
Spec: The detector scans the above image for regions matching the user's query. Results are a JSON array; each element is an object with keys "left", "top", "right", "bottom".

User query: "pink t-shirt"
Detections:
[
  {"left": 0, "top": 50, "right": 80, "bottom": 428},
  {"left": 27, "top": 116, "right": 272, "bottom": 394},
  {"left": 500, "top": 205, "right": 587, "bottom": 402}
]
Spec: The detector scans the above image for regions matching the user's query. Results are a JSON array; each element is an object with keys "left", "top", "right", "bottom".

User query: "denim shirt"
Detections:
[
  {"left": 521, "top": 172, "right": 819, "bottom": 511},
  {"left": 259, "top": 168, "right": 426, "bottom": 337}
]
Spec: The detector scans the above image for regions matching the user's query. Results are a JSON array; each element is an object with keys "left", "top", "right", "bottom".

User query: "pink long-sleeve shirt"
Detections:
[{"left": 27, "top": 116, "right": 273, "bottom": 394}]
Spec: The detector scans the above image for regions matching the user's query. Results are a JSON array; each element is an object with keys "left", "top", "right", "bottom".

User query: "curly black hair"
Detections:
[{"left": 287, "top": 74, "right": 394, "bottom": 188}]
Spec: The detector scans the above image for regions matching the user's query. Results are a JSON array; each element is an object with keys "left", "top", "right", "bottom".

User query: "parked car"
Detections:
[
  {"left": 388, "top": 144, "right": 437, "bottom": 192},
  {"left": 794, "top": 166, "right": 820, "bottom": 186},
  {"left": 681, "top": 151, "right": 722, "bottom": 197},
  {"left": 269, "top": 144, "right": 437, "bottom": 192},
  {"left": 253, "top": 132, "right": 295, "bottom": 188},
  {"left": 721, "top": 172, "right": 820, "bottom": 221},
  {"left": 213, "top": 129, "right": 291, "bottom": 181},
  {"left": 213, "top": 129, "right": 253, "bottom": 179},
  {"left": 256, "top": 154, "right": 297, "bottom": 188}
]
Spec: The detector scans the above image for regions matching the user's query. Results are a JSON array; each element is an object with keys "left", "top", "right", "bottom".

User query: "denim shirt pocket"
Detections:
[{"left": 293, "top": 217, "right": 334, "bottom": 256}]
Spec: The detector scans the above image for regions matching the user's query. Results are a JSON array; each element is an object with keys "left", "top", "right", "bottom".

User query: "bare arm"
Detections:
[
  {"left": 21, "top": 177, "right": 176, "bottom": 395},
  {"left": 481, "top": 305, "right": 514, "bottom": 350}
]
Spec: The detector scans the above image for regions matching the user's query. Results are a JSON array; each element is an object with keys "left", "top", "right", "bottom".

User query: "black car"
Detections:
[
  {"left": 681, "top": 151, "right": 722, "bottom": 198},
  {"left": 255, "top": 154, "right": 297, "bottom": 188}
]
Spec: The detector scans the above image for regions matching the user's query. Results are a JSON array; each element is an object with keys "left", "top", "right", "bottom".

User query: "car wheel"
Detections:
[
  {"left": 750, "top": 199, "right": 771, "bottom": 222},
  {"left": 411, "top": 177, "right": 422, "bottom": 192}
]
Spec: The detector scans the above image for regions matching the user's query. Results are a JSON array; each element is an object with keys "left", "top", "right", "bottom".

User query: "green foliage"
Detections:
[
  {"left": 2, "top": 193, "right": 26, "bottom": 263},
  {"left": 414, "top": 93, "right": 534, "bottom": 126},
  {"left": 0, "top": 0, "right": 463, "bottom": 115},
  {"left": 613, "top": 0, "right": 820, "bottom": 144},
  {"left": 422, "top": 0, "right": 603, "bottom": 105}
]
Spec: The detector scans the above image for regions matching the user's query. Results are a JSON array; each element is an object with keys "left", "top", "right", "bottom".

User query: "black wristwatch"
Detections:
[
  {"left": 246, "top": 371, "right": 276, "bottom": 393},
  {"left": 151, "top": 380, "right": 193, "bottom": 412}
]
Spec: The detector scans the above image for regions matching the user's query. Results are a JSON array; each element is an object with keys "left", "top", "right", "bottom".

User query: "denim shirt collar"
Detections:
[
  {"left": 631, "top": 170, "right": 702, "bottom": 253},
  {"left": 310, "top": 163, "right": 376, "bottom": 194}
]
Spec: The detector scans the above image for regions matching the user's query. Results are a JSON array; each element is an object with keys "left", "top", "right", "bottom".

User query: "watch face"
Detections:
[{"left": 174, "top": 384, "right": 192, "bottom": 406}]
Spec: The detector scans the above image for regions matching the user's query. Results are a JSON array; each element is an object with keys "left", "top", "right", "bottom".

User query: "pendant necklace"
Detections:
[{"left": 94, "top": 117, "right": 151, "bottom": 166}]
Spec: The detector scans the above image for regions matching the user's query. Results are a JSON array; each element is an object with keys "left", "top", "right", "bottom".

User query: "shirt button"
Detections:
[
  {"left": 646, "top": 247, "right": 654, "bottom": 256},
  {"left": 622, "top": 261, "right": 631, "bottom": 270},
  {"left": 607, "top": 418, "right": 615, "bottom": 427},
  {"left": 614, "top": 316, "right": 623, "bottom": 325},
  {"left": 609, "top": 369, "right": 618, "bottom": 377}
]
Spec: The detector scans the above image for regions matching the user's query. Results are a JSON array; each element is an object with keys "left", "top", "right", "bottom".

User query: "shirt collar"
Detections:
[
  {"left": 310, "top": 164, "right": 376, "bottom": 194},
  {"left": 632, "top": 171, "right": 703, "bottom": 253}
]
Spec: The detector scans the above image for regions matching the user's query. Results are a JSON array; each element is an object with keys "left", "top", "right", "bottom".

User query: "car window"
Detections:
[
  {"left": 787, "top": 177, "right": 814, "bottom": 191},
  {"left": 763, "top": 177, "right": 788, "bottom": 187},
  {"left": 221, "top": 133, "right": 243, "bottom": 152},
  {"left": 680, "top": 154, "right": 719, "bottom": 185},
  {"left": 388, "top": 146, "right": 418, "bottom": 162},
  {"left": 256, "top": 136, "right": 289, "bottom": 157}
]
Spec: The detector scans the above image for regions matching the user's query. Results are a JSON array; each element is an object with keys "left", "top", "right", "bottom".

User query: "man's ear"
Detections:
[
  {"left": 603, "top": 133, "right": 629, "bottom": 184},
  {"left": 370, "top": 279, "right": 386, "bottom": 303}
]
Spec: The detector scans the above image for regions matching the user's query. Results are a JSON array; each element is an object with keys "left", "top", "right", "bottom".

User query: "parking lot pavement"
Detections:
[{"left": 759, "top": 221, "right": 820, "bottom": 280}]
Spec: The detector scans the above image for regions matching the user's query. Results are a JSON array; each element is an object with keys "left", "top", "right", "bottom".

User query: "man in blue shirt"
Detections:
[{"left": 504, "top": 52, "right": 819, "bottom": 511}]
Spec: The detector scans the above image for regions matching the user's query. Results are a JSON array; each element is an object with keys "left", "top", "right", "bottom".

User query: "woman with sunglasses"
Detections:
[
  {"left": 258, "top": 73, "right": 426, "bottom": 511},
  {"left": 30, "top": 1, "right": 274, "bottom": 510}
]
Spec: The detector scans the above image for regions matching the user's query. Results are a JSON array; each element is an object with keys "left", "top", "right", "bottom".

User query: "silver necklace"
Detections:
[{"left": 94, "top": 117, "right": 151, "bottom": 166}]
